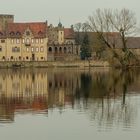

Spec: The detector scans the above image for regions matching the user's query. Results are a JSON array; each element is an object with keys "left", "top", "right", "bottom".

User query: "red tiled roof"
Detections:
[
  {"left": 64, "top": 28, "right": 74, "bottom": 39},
  {"left": 7, "top": 22, "right": 47, "bottom": 38}
]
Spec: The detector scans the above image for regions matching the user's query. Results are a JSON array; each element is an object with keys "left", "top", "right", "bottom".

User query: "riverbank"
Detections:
[{"left": 0, "top": 60, "right": 109, "bottom": 68}]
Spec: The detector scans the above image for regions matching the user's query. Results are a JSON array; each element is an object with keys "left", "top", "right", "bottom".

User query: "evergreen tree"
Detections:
[{"left": 80, "top": 33, "right": 91, "bottom": 60}]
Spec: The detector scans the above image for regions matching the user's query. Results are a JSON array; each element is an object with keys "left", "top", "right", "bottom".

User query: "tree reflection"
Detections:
[
  {"left": 76, "top": 68, "right": 140, "bottom": 129},
  {"left": 0, "top": 68, "right": 139, "bottom": 128}
]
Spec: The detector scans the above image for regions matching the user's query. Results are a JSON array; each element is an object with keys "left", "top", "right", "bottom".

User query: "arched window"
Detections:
[
  {"left": 26, "top": 31, "right": 30, "bottom": 36},
  {"left": 40, "top": 47, "right": 44, "bottom": 52},
  {"left": 19, "top": 56, "right": 21, "bottom": 60},
  {"left": 38, "top": 31, "right": 43, "bottom": 35},
  {"left": 15, "top": 46, "right": 18, "bottom": 51},
  {"left": 59, "top": 47, "right": 62, "bottom": 53},
  {"left": 2, "top": 56, "right": 5, "bottom": 60},
  {"left": 68, "top": 46, "right": 71, "bottom": 53},
  {"left": 16, "top": 31, "right": 21, "bottom": 36},
  {"left": 11, "top": 56, "right": 13, "bottom": 60},
  {"left": 10, "top": 31, "right": 15, "bottom": 36},
  {"left": 0, "top": 46, "right": 2, "bottom": 52},
  {"left": 26, "top": 38, "right": 30, "bottom": 43},
  {"left": 64, "top": 47, "right": 67, "bottom": 53},
  {"left": 48, "top": 47, "right": 52, "bottom": 52},
  {"left": 55, "top": 47, "right": 58, "bottom": 53},
  {"left": 41, "top": 57, "right": 44, "bottom": 60},
  {"left": 0, "top": 32, "right": 3, "bottom": 36}
]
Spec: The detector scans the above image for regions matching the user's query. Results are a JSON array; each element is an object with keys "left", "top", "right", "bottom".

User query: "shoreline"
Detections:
[{"left": 0, "top": 60, "right": 110, "bottom": 68}]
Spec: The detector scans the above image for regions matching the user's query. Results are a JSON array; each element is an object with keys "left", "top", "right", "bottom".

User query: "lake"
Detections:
[{"left": 0, "top": 68, "right": 140, "bottom": 140}]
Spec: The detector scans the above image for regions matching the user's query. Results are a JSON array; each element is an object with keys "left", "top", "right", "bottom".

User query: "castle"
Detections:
[{"left": 0, "top": 14, "right": 78, "bottom": 61}]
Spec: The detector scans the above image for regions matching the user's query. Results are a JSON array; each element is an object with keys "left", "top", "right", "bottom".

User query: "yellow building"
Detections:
[
  {"left": 0, "top": 14, "right": 78, "bottom": 62},
  {"left": 47, "top": 22, "right": 78, "bottom": 61},
  {"left": 0, "top": 15, "right": 48, "bottom": 61},
  {"left": 48, "top": 22, "right": 64, "bottom": 45}
]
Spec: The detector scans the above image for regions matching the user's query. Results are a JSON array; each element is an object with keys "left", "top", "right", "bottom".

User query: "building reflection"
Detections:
[
  {"left": 0, "top": 69, "right": 48, "bottom": 122},
  {"left": 0, "top": 68, "right": 140, "bottom": 129}
]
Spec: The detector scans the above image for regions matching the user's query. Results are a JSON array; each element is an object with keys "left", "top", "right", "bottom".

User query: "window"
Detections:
[
  {"left": 31, "top": 47, "right": 34, "bottom": 52},
  {"left": 26, "top": 56, "right": 29, "bottom": 60},
  {"left": 16, "top": 32, "right": 21, "bottom": 36},
  {"left": 55, "top": 47, "right": 58, "bottom": 53},
  {"left": 0, "top": 47, "right": 2, "bottom": 52},
  {"left": 10, "top": 32, "right": 15, "bottom": 36},
  {"left": 40, "top": 39, "right": 43, "bottom": 43},
  {"left": 48, "top": 47, "right": 52, "bottom": 52},
  {"left": 11, "top": 56, "right": 13, "bottom": 60},
  {"left": 17, "top": 47, "right": 20, "bottom": 52},
  {"left": 36, "top": 47, "right": 39, "bottom": 52},
  {"left": 16, "top": 39, "right": 20, "bottom": 44},
  {"left": 22, "top": 39, "right": 25, "bottom": 43},
  {"left": 26, "top": 31, "right": 30, "bottom": 36},
  {"left": 0, "top": 32, "right": 3, "bottom": 36},
  {"left": 26, "top": 47, "right": 29, "bottom": 52},
  {"left": 12, "top": 47, "right": 15, "bottom": 52},
  {"left": 2, "top": 56, "right": 5, "bottom": 60},
  {"left": 19, "top": 56, "right": 21, "bottom": 60},
  {"left": 59, "top": 47, "right": 62, "bottom": 53},
  {"left": 64, "top": 47, "right": 67, "bottom": 53},
  {"left": 12, "top": 47, "right": 20, "bottom": 52},
  {"left": 1, "top": 40, "right": 5, "bottom": 43},
  {"left": 11, "top": 39, "right": 14, "bottom": 44},
  {"left": 40, "top": 47, "right": 44, "bottom": 52},
  {"left": 68, "top": 46, "right": 71, "bottom": 53},
  {"left": 38, "top": 31, "right": 43, "bottom": 36},
  {"left": 36, "top": 39, "right": 39, "bottom": 43},
  {"left": 26, "top": 38, "right": 30, "bottom": 44},
  {"left": 41, "top": 57, "right": 44, "bottom": 60},
  {"left": 31, "top": 39, "right": 34, "bottom": 43}
]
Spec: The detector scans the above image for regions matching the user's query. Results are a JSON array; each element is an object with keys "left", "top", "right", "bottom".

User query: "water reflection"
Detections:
[{"left": 0, "top": 68, "right": 140, "bottom": 130}]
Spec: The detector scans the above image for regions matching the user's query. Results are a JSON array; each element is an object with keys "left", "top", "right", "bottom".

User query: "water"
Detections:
[{"left": 0, "top": 68, "right": 140, "bottom": 140}]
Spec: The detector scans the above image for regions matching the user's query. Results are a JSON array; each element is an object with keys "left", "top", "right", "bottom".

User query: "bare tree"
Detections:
[
  {"left": 74, "top": 22, "right": 83, "bottom": 45},
  {"left": 74, "top": 22, "right": 82, "bottom": 32},
  {"left": 87, "top": 8, "right": 138, "bottom": 67}
]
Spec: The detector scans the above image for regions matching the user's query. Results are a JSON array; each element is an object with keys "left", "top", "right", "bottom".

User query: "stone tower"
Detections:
[{"left": 0, "top": 14, "right": 14, "bottom": 31}]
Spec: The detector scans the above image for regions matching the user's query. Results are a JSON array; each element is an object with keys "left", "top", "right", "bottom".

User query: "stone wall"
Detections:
[{"left": 0, "top": 60, "right": 109, "bottom": 68}]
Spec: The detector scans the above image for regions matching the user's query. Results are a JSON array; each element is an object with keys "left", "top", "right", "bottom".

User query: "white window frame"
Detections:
[
  {"left": 36, "top": 47, "right": 39, "bottom": 52},
  {"left": 31, "top": 47, "right": 34, "bottom": 52},
  {"left": 26, "top": 38, "right": 30, "bottom": 44},
  {"left": 31, "top": 39, "right": 34, "bottom": 43},
  {"left": 26, "top": 47, "right": 29, "bottom": 52},
  {"left": 36, "top": 39, "right": 39, "bottom": 44},
  {"left": 40, "top": 47, "right": 44, "bottom": 52},
  {"left": 11, "top": 39, "right": 14, "bottom": 44},
  {"left": 40, "top": 39, "right": 43, "bottom": 43},
  {"left": 22, "top": 39, "right": 25, "bottom": 43},
  {"left": 16, "top": 39, "right": 20, "bottom": 44}
]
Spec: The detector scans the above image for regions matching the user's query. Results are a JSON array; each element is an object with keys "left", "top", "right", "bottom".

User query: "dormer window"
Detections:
[
  {"left": 10, "top": 31, "right": 15, "bottom": 36},
  {"left": 0, "top": 32, "right": 3, "bottom": 36},
  {"left": 16, "top": 31, "right": 21, "bottom": 36},
  {"left": 26, "top": 31, "right": 30, "bottom": 36},
  {"left": 38, "top": 31, "right": 43, "bottom": 35}
]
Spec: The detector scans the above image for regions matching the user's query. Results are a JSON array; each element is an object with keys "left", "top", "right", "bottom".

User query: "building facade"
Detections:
[
  {"left": 0, "top": 14, "right": 79, "bottom": 62},
  {"left": 47, "top": 23, "right": 79, "bottom": 61},
  {"left": 0, "top": 14, "right": 48, "bottom": 61}
]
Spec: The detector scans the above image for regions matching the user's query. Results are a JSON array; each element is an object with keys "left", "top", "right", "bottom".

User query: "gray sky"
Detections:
[{"left": 0, "top": 0, "right": 140, "bottom": 27}]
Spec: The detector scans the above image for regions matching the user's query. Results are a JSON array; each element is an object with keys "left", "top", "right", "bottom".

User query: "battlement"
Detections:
[
  {"left": 0, "top": 14, "right": 14, "bottom": 30},
  {"left": 0, "top": 14, "right": 14, "bottom": 18}
]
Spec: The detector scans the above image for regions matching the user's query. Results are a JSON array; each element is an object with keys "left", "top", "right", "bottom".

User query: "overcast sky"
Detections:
[{"left": 0, "top": 0, "right": 140, "bottom": 27}]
